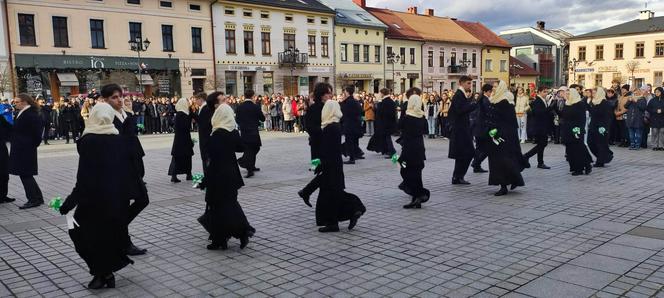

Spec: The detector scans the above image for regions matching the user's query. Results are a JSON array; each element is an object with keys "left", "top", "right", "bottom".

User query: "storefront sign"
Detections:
[
  {"left": 635, "top": 68, "right": 650, "bottom": 73},
  {"left": 228, "top": 65, "right": 271, "bottom": 71},
  {"left": 158, "top": 78, "right": 171, "bottom": 94},
  {"left": 598, "top": 66, "right": 617, "bottom": 72},
  {"left": 14, "top": 54, "right": 179, "bottom": 71},
  {"left": 24, "top": 74, "right": 42, "bottom": 94},
  {"left": 340, "top": 73, "right": 373, "bottom": 79},
  {"left": 307, "top": 66, "right": 331, "bottom": 73},
  {"left": 407, "top": 73, "right": 420, "bottom": 79},
  {"left": 575, "top": 68, "right": 595, "bottom": 73}
]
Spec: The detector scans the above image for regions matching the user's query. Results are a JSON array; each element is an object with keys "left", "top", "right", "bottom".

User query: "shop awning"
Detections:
[
  {"left": 56, "top": 73, "right": 79, "bottom": 87},
  {"left": 136, "top": 74, "right": 154, "bottom": 85}
]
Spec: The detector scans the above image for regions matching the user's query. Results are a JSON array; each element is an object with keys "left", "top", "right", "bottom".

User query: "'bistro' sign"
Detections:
[{"left": 15, "top": 54, "right": 179, "bottom": 71}]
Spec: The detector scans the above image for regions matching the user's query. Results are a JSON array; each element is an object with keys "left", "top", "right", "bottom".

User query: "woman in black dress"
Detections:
[
  {"left": 397, "top": 88, "right": 430, "bottom": 208},
  {"left": 588, "top": 87, "right": 614, "bottom": 167},
  {"left": 168, "top": 98, "right": 194, "bottom": 182},
  {"left": 59, "top": 103, "right": 134, "bottom": 289},
  {"left": 561, "top": 88, "right": 593, "bottom": 175},
  {"left": 203, "top": 104, "right": 254, "bottom": 250},
  {"left": 316, "top": 100, "right": 366, "bottom": 233},
  {"left": 485, "top": 81, "right": 525, "bottom": 196}
]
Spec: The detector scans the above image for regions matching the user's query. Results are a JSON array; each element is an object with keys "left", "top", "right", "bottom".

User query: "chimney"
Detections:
[
  {"left": 352, "top": 0, "right": 366, "bottom": 8},
  {"left": 407, "top": 6, "right": 418, "bottom": 15},
  {"left": 536, "top": 21, "right": 545, "bottom": 30},
  {"left": 639, "top": 10, "right": 654, "bottom": 20},
  {"left": 425, "top": 8, "right": 434, "bottom": 16}
]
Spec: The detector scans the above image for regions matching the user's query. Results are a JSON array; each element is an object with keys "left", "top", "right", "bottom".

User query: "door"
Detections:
[
  {"left": 192, "top": 78, "right": 205, "bottom": 94},
  {"left": 283, "top": 76, "right": 298, "bottom": 96}
]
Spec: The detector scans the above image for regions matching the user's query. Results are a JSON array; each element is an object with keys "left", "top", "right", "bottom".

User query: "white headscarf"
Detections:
[
  {"left": 406, "top": 94, "right": 425, "bottom": 118},
  {"left": 566, "top": 88, "right": 582, "bottom": 106},
  {"left": 490, "top": 80, "right": 512, "bottom": 104},
  {"left": 321, "top": 100, "right": 343, "bottom": 129},
  {"left": 175, "top": 98, "right": 190, "bottom": 115},
  {"left": 593, "top": 87, "right": 606, "bottom": 105},
  {"left": 82, "top": 103, "right": 119, "bottom": 137},
  {"left": 211, "top": 103, "right": 237, "bottom": 132}
]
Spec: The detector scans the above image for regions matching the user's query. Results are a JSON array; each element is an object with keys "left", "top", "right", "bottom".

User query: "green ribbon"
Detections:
[
  {"left": 136, "top": 123, "right": 145, "bottom": 130},
  {"left": 391, "top": 154, "right": 399, "bottom": 164},
  {"left": 488, "top": 128, "right": 498, "bottom": 138},
  {"left": 192, "top": 137, "right": 198, "bottom": 144},
  {"left": 599, "top": 127, "right": 606, "bottom": 135},
  {"left": 573, "top": 127, "right": 581, "bottom": 139},
  {"left": 310, "top": 158, "right": 321, "bottom": 171},
  {"left": 488, "top": 128, "right": 504, "bottom": 145},
  {"left": 48, "top": 197, "right": 62, "bottom": 212},
  {"left": 191, "top": 173, "right": 204, "bottom": 188}
]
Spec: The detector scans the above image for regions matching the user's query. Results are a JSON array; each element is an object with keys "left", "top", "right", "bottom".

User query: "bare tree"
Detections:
[
  {"left": 0, "top": 65, "right": 16, "bottom": 97},
  {"left": 204, "top": 74, "right": 223, "bottom": 91},
  {"left": 625, "top": 60, "right": 640, "bottom": 83}
]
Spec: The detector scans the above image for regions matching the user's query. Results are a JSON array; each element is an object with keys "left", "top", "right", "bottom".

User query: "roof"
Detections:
[
  {"left": 391, "top": 11, "right": 482, "bottom": 44},
  {"left": 316, "top": 0, "right": 387, "bottom": 30},
  {"left": 510, "top": 56, "right": 539, "bottom": 76},
  {"left": 365, "top": 7, "right": 423, "bottom": 40},
  {"left": 499, "top": 32, "right": 556, "bottom": 46},
  {"left": 454, "top": 20, "right": 510, "bottom": 48},
  {"left": 540, "top": 28, "right": 574, "bottom": 41},
  {"left": 572, "top": 16, "right": 664, "bottom": 40},
  {"left": 224, "top": 0, "right": 334, "bottom": 14}
]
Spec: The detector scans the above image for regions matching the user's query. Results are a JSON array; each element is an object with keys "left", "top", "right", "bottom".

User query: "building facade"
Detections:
[
  {"left": 318, "top": 0, "right": 386, "bottom": 94},
  {"left": 568, "top": 10, "right": 664, "bottom": 88},
  {"left": 509, "top": 56, "right": 539, "bottom": 90},
  {"left": 454, "top": 20, "right": 511, "bottom": 88},
  {"left": 212, "top": 0, "right": 334, "bottom": 96},
  {"left": 0, "top": 0, "right": 10, "bottom": 98},
  {"left": 6, "top": 0, "right": 214, "bottom": 99}
]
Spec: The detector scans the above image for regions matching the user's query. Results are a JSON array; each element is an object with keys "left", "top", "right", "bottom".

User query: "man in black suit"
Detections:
[
  {"left": 470, "top": 84, "right": 492, "bottom": 173},
  {"left": 102, "top": 84, "right": 149, "bottom": 256},
  {"left": 523, "top": 86, "right": 553, "bottom": 169},
  {"left": 191, "top": 92, "right": 219, "bottom": 175},
  {"left": 378, "top": 88, "right": 397, "bottom": 157},
  {"left": 340, "top": 85, "right": 364, "bottom": 164},
  {"left": 448, "top": 76, "right": 477, "bottom": 185},
  {"left": 146, "top": 99, "right": 159, "bottom": 134},
  {"left": 236, "top": 89, "right": 265, "bottom": 178},
  {"left": 10, "top": 94, "right": 44, "bottom": 209},
  {"left": 0, "top": 111, "right": 12, "bottom": 204}
]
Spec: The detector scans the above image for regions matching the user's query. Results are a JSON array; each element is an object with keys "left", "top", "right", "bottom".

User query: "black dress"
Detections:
[
  {"left": 484, "top": 100, "right": 526, "bottom": 187},
  {"left": 588, "top": 100, "right": 614, "bottom": 165},
  {"left": 60, "top": 134, "right": 134, "bottom": 276},
  {"left": 397, "top": 115, "right": 430, "bottom": 198},
  {"left": 168, "top": 111, "right": 193, "bottom": 176},
  {"left": 367, "top": 101, "right": 386, "bottom": 154},
  {"left": 560, "top": 102, "right": 593, "bottom": 173},
  {"left": 316, "top": 123, "right": 366, "bottom": 227},
  {"left": 204, "top": 129, "right": 254, "bottom": 242},
  {"left": 305, "top": 101, "right": 323, "bottom": 159}
]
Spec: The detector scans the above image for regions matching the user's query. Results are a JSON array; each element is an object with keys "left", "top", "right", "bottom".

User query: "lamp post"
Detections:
[
  {"left": 386, "top": 52, "right": 401, "bottom": 93},
  {"left": 129, "top": 36, "right": 151, "bottom": 96},
  {"left": 508, "top": 62, "right": 522, "bottom": 88},
  {"left": 568, "top": 58, "right": 578, "bottom": 84}
]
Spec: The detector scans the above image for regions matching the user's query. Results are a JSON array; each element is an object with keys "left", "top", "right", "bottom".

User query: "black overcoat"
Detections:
[
  {"left": 447, "top": 89, "right": 477, "bottom": 160},
  {"left": 340, "top": 97, "right": 363, "bottom": 137},
  {"left": 169, "top": 112, "right": 194, "bottom": 175},
  {"left": 527, "top": 96, "right": 552, "bottom": 137},
  {"left": 195, "top": 104, "right": 214, "bottom": 160},
  {"left": 560, "top": 102, "right": 593, "bottom": 172},
  {"left": 305, "top": 101, "right": 323, "bottom": 159},
  {"left": 236, "top": 100, "right": 265, "bottom": 146},
  {"left": 484, "top": 100, "right": 525, "bottom": 187},
  {"left": 588, "top": 100, "right": 614, "bottom": 164},
  {"left": 397, "top": 115, "right": 427, "bottom": 166},
  {"left": 9, "top": 107, "right": 42, "bottom": 176}
]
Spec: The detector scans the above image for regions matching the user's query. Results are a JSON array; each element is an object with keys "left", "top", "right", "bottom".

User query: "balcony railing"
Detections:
[
  {"left": 278, "top": 52, "right": 309, "bottom": 67},
  {"left": 448, "top": 65, "right": 468, "bottom": 74}
]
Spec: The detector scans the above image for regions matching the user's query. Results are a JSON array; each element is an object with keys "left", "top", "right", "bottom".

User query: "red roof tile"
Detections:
[
  {"left": 364, "top": 7, "right": 424, "bottom": 41},
  {"left": 454, "top": 20, "right": 511, "bottom": 48},
  {"left": 510, "top": 56, "right": 539, "bottom": 76}
]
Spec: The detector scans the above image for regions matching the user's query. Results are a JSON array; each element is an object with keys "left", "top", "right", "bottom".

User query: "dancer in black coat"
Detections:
[
  {"left": 523, "top": 86, "right": 554, "bottom": 169},
  {"left": 59, "top": 103, "right": 134, "bottom": 289},
  {"left": 396, "top": 89, "right": 430, "bottom": 208},
  {"left": 236, "top": 90, "right": 265, "bottom": 178},
  {"left": 471, "top": 84, "right": 492, "bottom": 173},
  {"left": 0, "top": 113, "right": 13, "bottom": 204},
  {"left": 588, "top": 87, "right": 614, "bottom": 167},
  {"left": 448, "top": 76, "right": 477, "bottom": 184},
  {"left": 316, "top": 99, "right": 365, "bottom": 233},
  {"left": 192, "top": 92, "right": 219, "bottom": 174},
  {"left": 340, "top": 85, "right": 364, "bottom": 164},
  {"left": 484, "top": 81, "right": 525, "bottom": 196},
  {"left": 561, "top": 88, "right": 593, "bottom": 175},
  {"left": 169, "top": 98, "right": 194, "bottom": 182},
  {"left": 9, "top": 94, "right": 44, "bottom": 209},
  {"left": 202, "top": 104, "right": 254, "bottom": 250},
  {"left": 367, "top": 88, "right": 397, "bottom": 157}
]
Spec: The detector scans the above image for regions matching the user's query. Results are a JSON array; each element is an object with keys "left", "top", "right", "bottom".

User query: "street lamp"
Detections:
[
  {"left": 568, "top": 58, "right": 578, "bottom": 84},
  {"left": 129, "top": 36, "right": 151, "bottom": 96},
  {"left": 386, "top": 52, "right": 401, "bottom": 93}
]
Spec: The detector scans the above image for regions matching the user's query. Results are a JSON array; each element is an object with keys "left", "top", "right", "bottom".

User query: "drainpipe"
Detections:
[
  {"left": 420, "top": 41, "right": 424, "bottom": 91},
  {"left": 210, "top": 0, "right": 219, "bottom": 91},
  {"left": 3, "top": 0, "right": 15, "bottom": 97}
]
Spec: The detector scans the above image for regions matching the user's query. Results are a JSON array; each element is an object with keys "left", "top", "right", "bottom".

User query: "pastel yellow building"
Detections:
[
  {"left": 568, "top": 10, "right": 664, "bottom": 88},
  {"left": 7, "top": 0, "right": 214, "bottom": 99}
]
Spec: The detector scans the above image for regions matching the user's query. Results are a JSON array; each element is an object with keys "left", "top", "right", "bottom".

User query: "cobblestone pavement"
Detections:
[{"left": 2, "top": 132, "right": 664, "bottom": 297}]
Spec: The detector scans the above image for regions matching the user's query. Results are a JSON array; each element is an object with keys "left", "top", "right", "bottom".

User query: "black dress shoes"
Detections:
[
  {"left": 252, "top": 168, "right": 261, "bottom": 172},
  {"left": 473, "top": 168, "right": 488, "bottom": 173},
  {"left": 297, "top": 190, "right": 312, "bottom": 208},
  {"left": 318, "top": 225, "right": 340, "bottom": 233},
  {"left": 240, "top": 236, "right": 250, "bottom": 249},
  {"left": 494, "top": 187, "right": 508, "bottom": 196},
  {"left": 348, "top": 211, "right": 363, "bottom": 230},
  {"left": 584, "top": 166, "right": 592, "bottom": 175},
  {"left": 245, "top": 171, "right": 254, "bottom": 178},
  {"left": 537, "top": 164, "right": 551, "bottom": 169},
  {"left": 343, "top": 160, "right": 355, "bottom": 165},
  {"left": 88, "top": 274, "right": 115, "bottom": 289},
  {"left": 19, "top": 200, "right": 43, "bottom": 209},
  {"left": 186, "top": 174, "right": 193, "bottom": 181},
  {"left": 451, "top": 178, "right": 470, "bottom": 185},
  {"left": 0, "top": 197, "right": 15, "bottom": 203},
  {"left": 126, "top": 244, "right": 147, "bottom": 256},
  {"left": 403, "top": 197, "right": 422, "bottom": 209},
  {"left": 171, "top": 177, "right": 181, "bottom": 183}
]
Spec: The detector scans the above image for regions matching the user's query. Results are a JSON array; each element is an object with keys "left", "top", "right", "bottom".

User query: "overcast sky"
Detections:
[{"left": 366, "top": 0, "right": 664, "bottom": 35}]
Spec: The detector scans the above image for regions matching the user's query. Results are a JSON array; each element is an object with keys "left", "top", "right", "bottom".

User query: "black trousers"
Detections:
[
  {"left": 384, "top": 133, "right": 396, "bottom": 155},
  {"left": 240, "top": 144, "right": 260, "bottom": 171},
  {"left": 0, "top": 171, "right": 7, "bottom": 199},
  {"left": 471, "top": 138, "right": 487, "bottom": 169},
  {"left": 642, "top": 124, "right": 650, "bottom": 148},
  {"left": 62, "top": 120, "right": 77, "bottom": 142},
  {"left": 453, "top": 157, "right": 472, "bottom": 179},
  {"left": 302, "top": 174, "right": 321, "bottom": 198},
  {"left": 524, "top": 134, "right": 548, "bottom": 165},
  {"left": 344, "top": 135, "right": 362, "bottom": 159},
  {"left": 400, "top": 164, "right": 427, "bottom": 198},
  {"left": 19, "top": 175, "right": 43, "bottom": 203}
]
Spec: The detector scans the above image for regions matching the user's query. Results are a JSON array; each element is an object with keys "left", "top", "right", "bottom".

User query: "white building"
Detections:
[
  {"left": 212, "top": 0, "right": 335, "bottom": 96},
  {"left": 0, "top": 0, "right": 11, "bottom": 98}
]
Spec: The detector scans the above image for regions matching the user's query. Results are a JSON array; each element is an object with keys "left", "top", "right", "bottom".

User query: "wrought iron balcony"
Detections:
[
  {"left": 448, "top": 65, "right": 468, "bottom": 74},
  {"left": 278, "top": 52, "right": 309, "bottom": 67}
]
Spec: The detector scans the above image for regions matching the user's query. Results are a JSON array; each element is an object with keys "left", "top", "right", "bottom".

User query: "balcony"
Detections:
[
  {"left": 278, "top": 51, "right": 309, "bottom": 68},
  {"left": 447, "top": 65, "right": 468, "bottom": 74}
]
